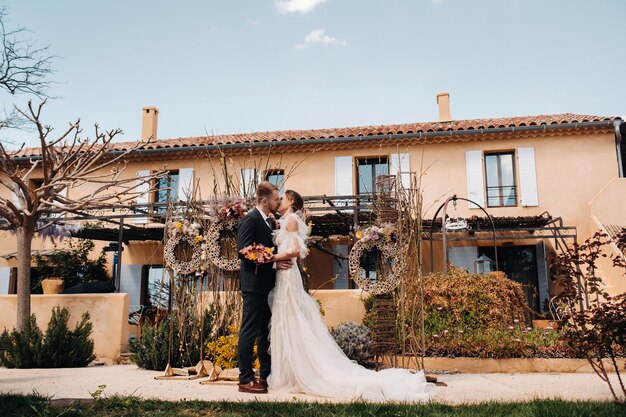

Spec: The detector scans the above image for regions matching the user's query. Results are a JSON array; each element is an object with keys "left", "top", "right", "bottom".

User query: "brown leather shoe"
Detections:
[
  {"left": 258, "top": 377, "right": 268, "bottom": 389},
  {"left": 238, "top": 379, "right": 268, "bottom": 394}
]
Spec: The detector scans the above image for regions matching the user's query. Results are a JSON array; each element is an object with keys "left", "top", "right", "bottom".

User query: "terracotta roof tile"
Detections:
[{"left": 13, "top": 113, "right": 618, "bottom": 158}]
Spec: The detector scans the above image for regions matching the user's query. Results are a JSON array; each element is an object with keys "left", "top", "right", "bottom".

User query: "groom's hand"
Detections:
[{"left": 276, "top": 260, "right": 293, "bottom": 270}]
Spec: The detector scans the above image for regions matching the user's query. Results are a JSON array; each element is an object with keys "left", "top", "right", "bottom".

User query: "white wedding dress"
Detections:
[{"left": 267, "top": 213, "right": 433, "bottom": 402}]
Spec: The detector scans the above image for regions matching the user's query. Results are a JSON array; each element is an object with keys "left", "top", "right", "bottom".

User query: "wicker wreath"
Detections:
[
  {"left": 164, "top": 234, "right": 204, "bottom": 275},
  {"left": 349, "top": 239, "right": 406, "bottom": 295},
  {"left": 206, "top": 217, "right": 241, "bottom": 271}
]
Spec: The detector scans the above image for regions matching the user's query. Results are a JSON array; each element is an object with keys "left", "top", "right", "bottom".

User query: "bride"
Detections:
[{"left": 267, "top": 190, "right": 433, "bottom": 402}]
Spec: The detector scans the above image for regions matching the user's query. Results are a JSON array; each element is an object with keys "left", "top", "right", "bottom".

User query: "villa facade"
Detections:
[{"left": 1, "top": 94, "right": 624, "bottom": 318}]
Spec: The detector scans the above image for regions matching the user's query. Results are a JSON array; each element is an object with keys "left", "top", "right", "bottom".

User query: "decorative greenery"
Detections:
[
  {"left": 354, "top": 223, "right": 396, "bottom": 244},
  {"left": 204, "top": 326, "right": 260, "bottom": 370},
  {"left": 399, "top": 267, "right": 573, "bottom": 359},
  {"left": 552, "top": 230, "right": 626, "bottom": 403},
  {"left": 129, "top": 309, "right": 213, "bottom": 371},
  {"left": 32, "top": 238, "right": 110, "bottom": 293},
  {"left": 0, "top": 306, "right": 95, "bottom": 368},
  {"left": 330, "top": 322, "right": 373, "bottom": 365}
]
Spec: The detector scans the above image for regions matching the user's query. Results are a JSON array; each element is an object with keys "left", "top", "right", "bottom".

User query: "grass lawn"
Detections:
[{"left": 0, "top": 394, "right": 624, "bottom": 417}]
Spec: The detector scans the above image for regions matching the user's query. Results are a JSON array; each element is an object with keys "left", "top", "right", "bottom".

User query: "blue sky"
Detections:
[{"left": 2, "top": 0, "right": 624, "bottom": 147}]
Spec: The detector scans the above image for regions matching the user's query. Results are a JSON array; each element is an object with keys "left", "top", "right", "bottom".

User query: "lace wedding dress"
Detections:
[{"left": 267, "top": 213, "right": 433, "bottom": 402}]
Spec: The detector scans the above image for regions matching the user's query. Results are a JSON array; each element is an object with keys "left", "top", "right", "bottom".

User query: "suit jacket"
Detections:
[{"left": 237, "top": 208, "right": 276, "bottom": 295}]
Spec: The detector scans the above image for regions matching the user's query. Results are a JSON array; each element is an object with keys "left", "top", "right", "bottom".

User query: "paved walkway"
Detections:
[{"left": 0, "top": 365, "right": 620, "bottom": 404}]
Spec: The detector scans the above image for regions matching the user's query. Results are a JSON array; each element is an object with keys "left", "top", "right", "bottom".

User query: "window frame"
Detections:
[
  {"left": 484, "top": 151, "right": 518, "bottom": 208},
  {"left": 140, "top": 264, "right": 170, "bottom": 308},
  {"left": 355, "top": 156, "right": 389, "bottom": 196},
  {"left": 264, "top": 169, "right": 285, "bottom": 193},
  {"left": 151, "top": 170, "right": 179, "bottom": 211}
]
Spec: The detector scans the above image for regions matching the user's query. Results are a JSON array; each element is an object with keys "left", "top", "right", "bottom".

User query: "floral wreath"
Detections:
[
  {"left": 206, "top": 217, "right": 241, "bottom": 271},
  {"left": 205, "top": 197, "right": 253, "bottom": 271},
  {"left": 164, "top": 218, "right": 206, "bottom": 275},
  {"left": 349, "top": 223, "right": 406, "bottom": 295},
  {"left": 164, "top": 234, "right": 205, "bottom": 276}
]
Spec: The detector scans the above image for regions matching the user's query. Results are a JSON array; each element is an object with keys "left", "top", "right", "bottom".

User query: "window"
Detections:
[
  {"left": 357, "top": 157, "right": 389, "bottom": 195},
  {"left": 141, "top": 265, "right": 170, "bottom": 308},
  {"left": 153, "top": 171, "right": 178, "bottom": 212},
  {"left": 265, "top": 169, "right": 285, "bottom": 193},
  {"left": 484, "top": 153, "right": 516, "bottom": 207}
]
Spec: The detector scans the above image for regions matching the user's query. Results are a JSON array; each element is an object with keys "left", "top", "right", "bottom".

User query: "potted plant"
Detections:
[
  {"left": 531, "top": 312, "right": 559, "bottom": 330},
  {"left": 41, "top": 277, "right": 64, "bottom": 294}
]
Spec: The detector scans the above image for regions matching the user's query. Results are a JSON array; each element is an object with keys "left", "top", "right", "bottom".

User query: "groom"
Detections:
[{"left": 236, "top": 181, "right": 291, "bottom": 394}]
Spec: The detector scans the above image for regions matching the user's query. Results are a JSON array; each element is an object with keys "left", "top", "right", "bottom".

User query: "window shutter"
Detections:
[
  {"left": 390, "top": 153, "right": 411, "bottom": 190},
  {"left": 118, "top": 264, "right": 143, "bottom": 306},
  {"left": 517, "top": 147, "right": 539, "bottom": 207},
  {"left": 11, "top": 184, "right": 21, "bottom": 210},
  {"left": 536, "top": 241, "right": 549, "bottom": 314},
  {"left": 177, "top": 168, "right": 194, "bottom": 202},
  {"left": 0, "top": 267, "right": 10, "bottom": 294},
  {"left": 50, "top": 186, "right": 68, "bottom": 218},
  {"left": 465, "top": 150, "right": 485, "bottom": 209},
  {"left": 334, "top": 156, "right": 353, "bottom": 196},
  {"left": 136, "top": 170, "right": 150, "bottom": 224},
  {"left": 240, "top": 168, "right": 257, "bottom": 198}
]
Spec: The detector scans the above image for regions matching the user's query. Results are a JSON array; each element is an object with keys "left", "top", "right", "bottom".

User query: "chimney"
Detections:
[
  {"left": 141, "top": 106, "right": 159, "bottom": 142},
  {"left": 436, "top": 92, "right": 452, "bottom": 122}
]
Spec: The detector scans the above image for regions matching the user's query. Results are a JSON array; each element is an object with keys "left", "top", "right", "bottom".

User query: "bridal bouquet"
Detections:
[{"left": 239, "top": 243, "right": 274, "bottom": 265}]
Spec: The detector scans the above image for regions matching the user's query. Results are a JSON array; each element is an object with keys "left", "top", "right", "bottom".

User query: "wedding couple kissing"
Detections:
[{"left": 236, "top": 181, "right": 433, "bottom": 401}]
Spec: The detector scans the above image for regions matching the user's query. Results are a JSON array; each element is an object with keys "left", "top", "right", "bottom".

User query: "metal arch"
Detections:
[{"left": 428, "top": 194, "right": 498, "bottom": 275}]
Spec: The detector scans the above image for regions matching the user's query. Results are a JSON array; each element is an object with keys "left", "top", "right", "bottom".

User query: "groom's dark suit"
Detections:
[{"left": 236, "top": 207, "right": 276, "bottom": 385}]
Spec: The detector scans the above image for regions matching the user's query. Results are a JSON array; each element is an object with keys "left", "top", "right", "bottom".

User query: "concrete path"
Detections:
[{"left": 0, "top": 365, "right": 620, "bottom": 404}]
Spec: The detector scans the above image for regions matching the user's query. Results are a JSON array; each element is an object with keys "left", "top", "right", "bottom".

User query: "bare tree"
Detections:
[
  {"left": 0, "top": 7, "right": 53, "bottom": 97},
  {"left": 0, "top": 100, "right": 161, "bottom": 331},
  {"left": 0, "top": 7, "right": 54, "bottom": 135}
]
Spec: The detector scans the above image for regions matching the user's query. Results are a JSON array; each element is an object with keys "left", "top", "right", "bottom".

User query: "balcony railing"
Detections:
[{"left": 486, "top": 185, "right": 517, "bottom": 207}]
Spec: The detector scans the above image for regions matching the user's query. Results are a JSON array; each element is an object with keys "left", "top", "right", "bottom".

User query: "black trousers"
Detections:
[{"left": 237, "top": 292, "right": 271, "bottom": 384}]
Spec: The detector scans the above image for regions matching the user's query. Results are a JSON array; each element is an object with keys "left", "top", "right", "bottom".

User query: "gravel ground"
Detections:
[{"left": 0, "top": 365, "right": 620, "bottom": 404}]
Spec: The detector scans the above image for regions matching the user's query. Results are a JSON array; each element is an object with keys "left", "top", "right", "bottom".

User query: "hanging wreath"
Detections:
[
  {"left": 206, "top": 217, "right": 241, "bottom": 271},
  {"left": 349, "top": 224, "right": 406, "bottom": 295},
  {"left": 164, "top": 234, "right": 205, "bottom": 275}
]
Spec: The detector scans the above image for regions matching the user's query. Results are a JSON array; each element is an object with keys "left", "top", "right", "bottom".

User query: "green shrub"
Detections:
[
  {"left": 399, "top": 267, "right": 573, "bottom": 358},
  {"left": 129, "top": 309, "right": 213, "bottom": 370},
  {"left": 330, "top": 322, "right": 373, "bottom": 365},
  {"left": 0, "top": 306, "right": 95, "bottom": 368}
]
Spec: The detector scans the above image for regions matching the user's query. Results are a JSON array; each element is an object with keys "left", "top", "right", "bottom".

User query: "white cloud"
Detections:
[
  {"left": 295, "top": 28, "right": 346, "bottom": 49},
  {"left": 275, "top": 0, "right": 328, "bottom": 15},
  {"left": 246, "top": 19, "right": 259, "bottom": 25}
]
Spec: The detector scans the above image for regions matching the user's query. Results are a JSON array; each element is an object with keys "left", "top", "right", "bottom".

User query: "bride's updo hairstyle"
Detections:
[{"left": 285, "top": 190, "right": 304, "bottom": 213}]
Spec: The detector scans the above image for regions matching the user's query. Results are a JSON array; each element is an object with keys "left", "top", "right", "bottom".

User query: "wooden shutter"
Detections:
[
  {"left": 177, "top": 168, "right": 194, "bottom": 202},
  {"left": 334, "top": 156, "right": 353, "bottom": 196},
  {"left": 136, "top": 170, "right": 150, "bottom": 224},
  {"left": 240, "top": 168, "right": 256, "bottom": 198},
  {"left": 536, "top": 241, "right": 549, "bottom": 314},
  {"left": 50, "top": 186, "right": 68, "bottom": 218},
  {"left": 465, "top": 150, "right": 485, "bottom": 209},
  {"left": 390, "top": 152, "right": 411, "bottom": 190},
  {"left": 517, "top": 147, "right": 539, "bottom": 207}
]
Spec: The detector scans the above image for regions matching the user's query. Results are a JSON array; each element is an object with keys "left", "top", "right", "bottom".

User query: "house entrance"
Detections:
[{"left": 479, "top": 245, "right": 540, "bottom": 312}]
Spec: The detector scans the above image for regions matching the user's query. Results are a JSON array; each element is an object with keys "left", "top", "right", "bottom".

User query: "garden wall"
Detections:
[
  {"left": 311, "top": 289, "right": 368, "bottom": 327},
  {"left": 0, "top": 293, "right": 129, "bottom": 361}
]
